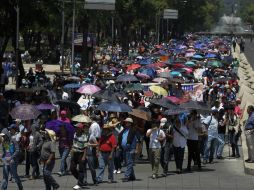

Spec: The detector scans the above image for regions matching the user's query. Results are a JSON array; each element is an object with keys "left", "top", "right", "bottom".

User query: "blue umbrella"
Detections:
[
  {"left": 205, "top": 54, "right": 217, "bottom": 59},
  {"left": 140, "top": 68, "right": 156, "bottom": 78},
  {"left": 63, "top": 83, "right": 81, "bottom": 89},
  {"left": 139, "top": 58, "right": 153, "bottom": 65},
  {"left": 192, "top": 54, "right": 203, "bottom": 59},
  {"left": 97, "top": 101, "right": 132, "bottom": 112},
  {"left": 45, "top": 120, "right": 75, "bottom": 140},
  {"left": 116, "top": 74, "right": 139, "bottom": 82},
  {"left": 170, "top": 71, "right": 181, "bottom": 77}
]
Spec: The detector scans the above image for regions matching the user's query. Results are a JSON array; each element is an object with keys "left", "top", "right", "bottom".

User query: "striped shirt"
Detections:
[{"left": 72, "top": 133, "right": 88, "bottom": 152}]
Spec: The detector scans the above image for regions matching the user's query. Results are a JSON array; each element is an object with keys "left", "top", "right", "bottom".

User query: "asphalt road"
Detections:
[{"left": 2, "top": 143, "right": 254, "bottom": 190}]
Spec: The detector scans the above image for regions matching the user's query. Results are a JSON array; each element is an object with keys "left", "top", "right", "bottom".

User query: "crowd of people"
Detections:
[{"left": 0, "top": 34, "right": 252, "bottom": 190}]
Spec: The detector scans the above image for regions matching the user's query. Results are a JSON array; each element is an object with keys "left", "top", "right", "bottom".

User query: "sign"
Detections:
[
  {"left": 163, "top": 9, "right": 178, "bottom": 19},
  {"left": 84, "top": 0, "right": 115, "bottom": 11}
]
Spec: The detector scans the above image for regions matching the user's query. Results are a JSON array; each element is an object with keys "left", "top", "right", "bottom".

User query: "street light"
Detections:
[
  {"left": 15, "top": 0, "right": 20, "bottom": 89},
  {"left": 71, "top": 0, "right": 76, "bottom": 74}
]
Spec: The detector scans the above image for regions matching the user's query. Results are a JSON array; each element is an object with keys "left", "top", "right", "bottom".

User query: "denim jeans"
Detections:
[
  {"left": 70, "top": 152, "right": 86, "bottom": 186},
  {"left": 30, "top": 151, "right": 40, "bottom": 178},
  {"left": 216, "top": 134, "right": 225, "bottom": 157},
  {"left": 124, "top": 149, "right": 136, "bottom": 179},
  {"left": 173, "top": 146, "right": 185, "bottom": 170},
  {"left": 97, "top": 152, "right": 114, "bottom": 182},
  {"left": 59, "top": 147, "right": 70, "bottom": 173},
  {"left": 43, "top": 161, "right": 59, "bottom": 190},
  {"left": 85, "top": 155, "right": 97, "bottom": 183},
  {"left": 203, "top": 136, "right": 218, "bottom": 162},
  {"left": 1, "top": 161, "right": 23, "bottom": 190},
  {"left": 114, "top": 148, "right": 122, "bottom": 171}
]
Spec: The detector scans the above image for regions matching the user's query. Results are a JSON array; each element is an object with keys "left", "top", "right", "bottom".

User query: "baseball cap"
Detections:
[{"left": 160, "top": 118, "right": 167, "bottom": 127}]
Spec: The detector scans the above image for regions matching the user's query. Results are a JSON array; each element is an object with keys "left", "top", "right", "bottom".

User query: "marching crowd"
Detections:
[{"left": 0, "top": 34, "right": 253, "bottom": 190}]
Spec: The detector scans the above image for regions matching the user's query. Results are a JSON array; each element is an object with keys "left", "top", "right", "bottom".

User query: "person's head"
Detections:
[
  {"left": 0, "top": 128, "right": 10, "bottom": 142},
  {"left": 8, "top": 124, "right": 17, "bottom": 135},
  {"left": 15, "top": 119, "right": 21, "bottom": 125},
  {"left": 160, "top": 118, "right": 167, "bottom": 128},
  {"left": 123, "top": 117, "right": 133, "bottom": 128},
  {"left": 60, "top": 110, "right": 67, "bottom": 118},
  {"left": 75, "top": 123, "right": 84, "bottom": 136},
  {"left": 212, "top": 109, "right": 219, "bottom": 118},
  {"left": 247, "top": 105, "right": 254, "bottom": 115}
]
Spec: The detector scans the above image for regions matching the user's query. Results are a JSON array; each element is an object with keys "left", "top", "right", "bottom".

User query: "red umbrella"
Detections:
[
  {"left": 172, "top": 63, "right": 185, "bottom": 68},
  {"left": 127, "top": 64, "right": 141, "bottom": 72},
  {"left": 165, "top": 96, "right": 189, "bottom": 104},
  {"left": 147, "top": 62, "right": 166, "bottom": 68},
  {"left": 136, "top": 73, "right": 150, "bottom": 79}
]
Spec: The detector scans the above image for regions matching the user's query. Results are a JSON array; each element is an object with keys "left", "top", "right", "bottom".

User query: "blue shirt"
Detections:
[
  {"left": 245, "top": 112, "right": 254, "bottom": 130},
  {"left": 121, "top": 129, "right": 138, "bottom": 150}
]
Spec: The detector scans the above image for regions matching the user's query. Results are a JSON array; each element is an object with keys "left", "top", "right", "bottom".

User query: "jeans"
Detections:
[
  {"left": 216, "top": 134, "right": 225, "bottom": 157},
  {"left": 70, "top": 152, "right": 86, "bottom": 185},
  {"left": 43, "top": 161, "right": 59, "bottom": 190},
  {"left": 229, "top": 132, "right": 240, "bottom": 156},
  {"left": 149, "top": 148, "right": 161, "bottom": 176},
  {"left": 59, "top": 147, "right": 70, "bottom": 173},
  {"left": 97, "top": 152, "right": 114, "bottom": 182},
  {"left": 203, "top": 136, "right": 217, "bottom": 162},
  {"left": 30, "top": 151, "right": 40, "bottom": 178},
  {"left": 85, "top": 155, "right": 97, "bottom": 183},
  {"left": 173, "top": 146, "right": 185, "bottom": 170},
  {"left": 160, "top": 142, "right": 173, "bottom": 174},
  {"left": 124, "top": 149, "right": 136, "bottom": 179},
  {"left": 1, "top": 161, "right": 23, "bottom": 190},
  {"left": 187, "top": 140, "right": 201, "bottom": 168},
  {"left": 25, "top": 151, "right": 31, "bottom": 176},
  {"left": 114, "top": 149, "right": 122, "bottom": 171}
]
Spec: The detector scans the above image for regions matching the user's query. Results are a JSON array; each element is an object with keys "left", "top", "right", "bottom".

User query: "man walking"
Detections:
[{"left": 245, "top": 105, "right": 254, "bottom": 163}]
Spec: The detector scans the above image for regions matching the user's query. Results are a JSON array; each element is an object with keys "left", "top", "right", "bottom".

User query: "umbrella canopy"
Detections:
[
  {"left": 45, "top": 120, "right": 75, "bottom": 139},
  {"left": 185, "top": 61, "right": 196, "bottom": 67},
  {"left": 127, "top": 64, "right": 141, "bottom": 71},
  {"left": 129, "top": 108, "right": 151, "bottom": 121},
  {"left": 139, "top": 58, "right": 153, "bottom": 65},
  {"left": 159, "top": 72, "right": 171, "bottom": 79},
  {"left": 10, "top": 104, "right": 41, "bottom": 120},
  {"left": 66, "top": 76, "right": 81, "bottom": 81},
  {"left": 124, "top": 83, "right": 144, "bottom": 92},
  {"left": 140, "top": 68, "right": 156, "bottom": 78},
  {"left": 152, "top": 78, "right": 168, "bottom": 83},
  {"left": 116, "top": 74, "right": 139, "bottom": 82},
  {"left": 76, "top": 84, "right": 101, "bottom": 94},
  {"left": 136, "top": 73, "right": 151, "bottom": 79},
  {"left": 164, "top": 107, "right": 189, "bottom": 116},
  {"left": 205, "top": 54, "right": 217, "bottom": 59},
  {"left": 150, "top": 98, "right": 178, "bottom": 109},
  {"left": 165, "top": 96, "right": 189, "bottom": 104},
  {"left": 63, "top": 83, "right": 81, "bottom": 89},
  {"left": 149, "top": 86, "right": 168, "bottom": 97},
  {"left": 72, "top": 115, "right": 92, "bottom": 123},
  {"left": 170, "top": 71, "right": 181, "bottom": 77},
  {"left": 36, "top": 103, "right": 55, "bottom": 110},
  {"left": 180, "top": 100, "right": 211, "bottom": 112},
  {"left": 97, "top": 101, "right": 132, "bottom": 112},
  {"left": 92, "top": 90, "right": 119, "bottom": 102},
  {"left": 207, "top": 60, "right": 222, "bottom": 67},
  {"left": 192, "top": 54, "right": 203, "bottom": 59}
]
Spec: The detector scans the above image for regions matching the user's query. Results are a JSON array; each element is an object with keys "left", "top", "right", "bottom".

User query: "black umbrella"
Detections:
[
  {"left": 55, "top": 100, "right": 81, "bottom": 110},
  {"left": 180, "top": 100, "right": 211, "bottom": 112},
  {"left": 150, "top": 98, "right": 178, "bottom": 109},
  {"left": 116, "top": 74, "right": 139, "bottom": 82},
  {"left": 164, "top": 107, "right": 189, "bottom": 116},
  {"left": 97, "top": 101, "right": 132, "bottom": 112},
  {"left": 92, "top": 90, "right": 120, "bottom": 102}
]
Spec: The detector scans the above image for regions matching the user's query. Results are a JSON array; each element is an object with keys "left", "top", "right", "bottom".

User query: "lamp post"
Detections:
[
  {"left": 15, "top": 0, "right": 20, "bottom": 89},
  {"left": 71, "top": 0, "right": 76, "bottom": 74},
  {"left": 61, "top": 0, "right": 65, "bottom": 74}
]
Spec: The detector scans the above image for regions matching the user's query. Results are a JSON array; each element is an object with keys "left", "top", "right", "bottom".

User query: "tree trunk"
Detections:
[{"left": 0, "top": 36, "right": 10, "bottom": 74}]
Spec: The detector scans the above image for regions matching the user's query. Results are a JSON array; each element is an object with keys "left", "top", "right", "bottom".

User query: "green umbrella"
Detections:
[
  {"left": 124, "top": 83, "right": 144, "bottom": 92},
  {"left": 207, "top": 60, "right": 222, "bottom": 67},
  {"left": 185, "top": 61, "right": 196, "bottom": 67}
]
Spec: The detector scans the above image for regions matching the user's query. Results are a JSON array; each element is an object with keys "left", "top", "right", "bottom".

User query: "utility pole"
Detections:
[
  {"left": 71, "top": 0, "right": 76, "bottom": 74},
  {"left": 111, "top": 12, "right": 114, "bottom": 58},
  {"left": 61, "top": 0, "right": 65, "bottom": 74},
  {"left": 15, "top": 0, "right": 20, "bottom": 89}
]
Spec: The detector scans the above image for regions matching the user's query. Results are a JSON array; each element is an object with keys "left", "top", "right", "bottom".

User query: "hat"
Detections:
[
  {"left": 124, "top": 118, "right": 133, "bottom": 123},
  {"left": 8, "top": 124, "right": 17, "bottom": 130},
  {"left": 15, "top": 119, "right": 21, "bottom": 123},
  {"left": 60, "top": 110, "right": 67, "bottom": 115},
  {"left": 160, "top": 118, "right": 167, "bottom": 127},
  {"left": 103, "top": 123, "right": 115, "bottom": 129},
  {"left": 108, "top": 118, "right": 120, "bottom": 127},
  {"left": 45, "top": 129, "right": 56, "bottom": 141},
  {"left": 0, "top": 128, "right": 9, "bottom": 137},
  {"left": 75, "top": 123, "right": 84, "bottom": 129}
]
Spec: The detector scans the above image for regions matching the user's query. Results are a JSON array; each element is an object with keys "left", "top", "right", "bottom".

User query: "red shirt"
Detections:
[{"left": 99, "top": 134, "right": 116, "bottom": 152}]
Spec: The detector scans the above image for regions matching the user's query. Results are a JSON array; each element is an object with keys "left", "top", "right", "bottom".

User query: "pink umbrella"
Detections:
[
  {"left": 165, "top": 96, "right": 189, "bottom": 104},
  {"left": 183, "top": 67, "right": 193, "bottom": 73},
  {"left": 147, "top": 62, "right": 166, "bottom": 68},
  {"left": 76, "top": 84, "right": 101, "bottom": 95},
  {"left": 136, "top": 73, "right": 150, "bottom": 79}
]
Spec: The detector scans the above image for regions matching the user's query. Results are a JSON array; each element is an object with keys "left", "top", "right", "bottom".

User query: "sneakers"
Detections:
[
  {"left": 113, "top": 170, "right": 117, "bottom": 174},
  {"left": 152, "top": 174, "right": 157, "bottom": 179},
  {"left": 73, "top": 185, "right": 81, "bottom": 190},
  {"left": 117, "top": 170, "right": 122, "bottom": 174},
  {"left": 57, "top": 172, "right": 64, "bottom": 176}
]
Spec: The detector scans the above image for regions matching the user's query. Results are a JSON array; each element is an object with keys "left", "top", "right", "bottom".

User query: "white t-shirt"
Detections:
[
  {"left": 203, "top": 115, "right": 218, "bottom": 138},
  {"left": 147, "top": 129, "right": 165, "bottom": 149},
  {"left": 173, "top": 125, "right": 188, "bottom": 148},
  {"left": 89, "top": 122, "right": 101, "bottom": 139}
]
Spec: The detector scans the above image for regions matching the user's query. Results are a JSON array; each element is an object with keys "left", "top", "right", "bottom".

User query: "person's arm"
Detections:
[
  {"left": 146, "top": 128, "right": 154, "bottom": 137},
  {"left": 109, "top": 135, "right": 116, "bottom": 160},
  {"left": 36, "top": 133, "right": 44, "bottom": 151},
  {"left": 46, "top": 142, "right": 56, "bottom": 164},
  {"left": 81, "top": 148, "right": 87, "bottom": 161}
]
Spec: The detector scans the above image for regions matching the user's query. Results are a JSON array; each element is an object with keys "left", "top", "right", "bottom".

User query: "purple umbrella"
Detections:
[
  {"left": 10, "top": 104, "right": 41, "bottom": 120},
  {"left": 36, "top": 103, "right": 56, "bottom": 110},
  {"left": 45, "top": 120, "right": 75, "bottom": 139}
]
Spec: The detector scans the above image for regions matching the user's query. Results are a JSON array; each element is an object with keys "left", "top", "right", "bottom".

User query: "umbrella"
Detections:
[
  {"left": 165, "top": 96, "right": 188, "bottom": 104},
  {"left": 164, "top": 107, "right": 189, "bottom": 116},
  {"left": 192, "top": 54, "right": 203, "bottom": 59},
  {"left": 180, "top": 100, "right": 211, "bottom": 112},
  {"left": 127, "top": 64, "right": 141, "bottom": 71},
  {"left": 146, "top": 62, "right": 166, "bottom": 68},
  {"left": 205, "top": 54, "right": 217, "bottom": 59},
  {"left": 92, "top": 90, "right": 119, "bottom": 102},
  {"left": 76, "top": 84, "right": 101, "bottom": 94},
  {"left": 150, "top": 98, "right": 178, "bottom": 109},
  {"left": 207, "top": 60, "right": 222, "bottom": 67},
  {"left": 55, "top": 100, "right": 81, "bottom": 110},
  {"left": 97, "top": 101, "right": 132, "bottom": 112},
  {"left": 170, "top": 71, "right": 181, "bottom": 77},
  {"left": 63, "top": 83, "right": 81, "bottom": 89},
  {"left": 185, "top": 61, "right": 196, "bottom": 67},
  {"left": 36, "top": 103, "right": 55, "bottom": 110},
  {"left": 152, "top": 78, "right": 168, "bottom": 83},
  {"left": 72, "top": 115, "right": 92, "bottom": 123},
  {"left": 16, "top": 88, "right": 35, "bottom": 93},
  {"left": 45, "top": 120, "right": 75, "bottom": 138},
  {"left": 10, "top": 104, "right": 41, "bottom": 120},
  {"left": 129, "top": 108, "right": 151, "bottom": 121},
  {"left": 116, "top": 74, "right": 139, "bottom": 82},
  {"left": 139, "top": 58, "right": 153, "bottom": 65},
  {"left": 66, "top": 76, "right": 81, "bottom": 81},
  {"left": 136, "top": 73, "right": 150, "bottom": 79},
  {"left": 159, "top": 72, "right": 171, "bottom": 79},
  {"left": 124, "top": 83, "right": 144, "bottom": 92},
  {"left": 140, "top": 68, "right": 156, "bottom": 78},
  {"left": 149, "top": 86, "right": 168, "bottom": 97}
]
